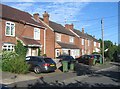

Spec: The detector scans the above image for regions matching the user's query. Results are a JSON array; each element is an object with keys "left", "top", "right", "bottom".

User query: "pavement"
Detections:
[{"left": 1, "top": 61, "right": 120, "bottom": 88}]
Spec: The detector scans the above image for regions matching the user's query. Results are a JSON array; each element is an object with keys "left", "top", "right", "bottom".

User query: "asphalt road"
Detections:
[{"left": 2, "top": 62, "right": 120, "bottom": 88}]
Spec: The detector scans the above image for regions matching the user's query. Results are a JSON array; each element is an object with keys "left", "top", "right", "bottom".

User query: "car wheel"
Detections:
[{"left": 34, "top": 66, "right": 41, "bottom": 74}]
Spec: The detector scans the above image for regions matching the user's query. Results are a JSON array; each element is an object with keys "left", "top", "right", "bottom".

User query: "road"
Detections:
[
  {"left": 63, "top": 65, "right": 120, "bottom": 87},
  {"left": 2, "top": 62, "right": 120, "bottom": 88}
]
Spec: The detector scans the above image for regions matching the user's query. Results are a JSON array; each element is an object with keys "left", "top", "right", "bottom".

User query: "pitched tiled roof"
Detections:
[
  {"left": 73, "top": 29, "right": 99, "bottom": 42},
  {"left": 18, "top": 37, "right": 41, "bottom": 46},
  {"left": 57, "top": 42, "right": 79, "bottom": 49},
  {"left": 0, "top": 4, "right": 45, "bottom": 28},
  {"left": 73, "top": 29, "right": 88, "bottom": 38},
  {"left": 40, "top": 18, "right": 75, "bottom": 36},
  {"left": 49, "top": 21, "right": 75, "bottom": 36}
]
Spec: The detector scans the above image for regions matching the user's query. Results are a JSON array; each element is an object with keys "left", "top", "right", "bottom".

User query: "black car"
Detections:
[
  {"left": 26, "top": 56, "right": 57, "bottom": 74},
  {"left": 91, "top": 54, "right": 103, "bottom": 63},
  {"left": 75, "top": 55, "right": 92, "bottom": 64},
  {"left": 56, "top": 55, "right": 76, "bottom": 63}
]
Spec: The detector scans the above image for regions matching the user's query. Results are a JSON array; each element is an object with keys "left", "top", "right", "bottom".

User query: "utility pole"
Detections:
[{"left": 101, "top": 18, "right": 104, "bottom": 64}]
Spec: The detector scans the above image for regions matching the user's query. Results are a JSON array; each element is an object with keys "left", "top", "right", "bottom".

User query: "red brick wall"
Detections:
[
  {"left": 45, "top": 28, "right": 55, "bottom": 58},
  {"left": 2, "top": 20, "right": 16, "bottom": 44},
  {"left": 2, "top": 19, "right": 45, "bottom": 55}
]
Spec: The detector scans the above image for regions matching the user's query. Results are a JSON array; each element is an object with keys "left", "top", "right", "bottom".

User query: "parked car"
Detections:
[
  {"left": 91, "top": 54, "right": 103, "bottom": 64},
  {"left": 75, "top": 55, "right": 92, "bottom": 64},
  {"left": 26, "top": 56, "right": 57, "bottom": 74},
  {"left": 56, "top": 55, "right": 76, "bottom": 64}
]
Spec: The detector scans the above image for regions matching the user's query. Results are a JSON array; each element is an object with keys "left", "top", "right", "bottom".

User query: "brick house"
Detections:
[
  {"left": 39, "top": 11, "right": 80, "bottom": 58},
  {"left": 0, "top": 4, "right": 46, "bottom": 56},
  {"left": 65, "top": 24, "right": 100, "bottom": 55},
  {"left": 0, "top": 4, "right": 100, "bottom": 58}
]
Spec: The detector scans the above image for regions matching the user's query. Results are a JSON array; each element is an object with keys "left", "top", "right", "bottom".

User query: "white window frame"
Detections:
[
  {"left": 55, "top": 49, "right": 60, "bottom": 57},
  {"left": 82, "top": 38, "right": 84, "bottom": 45},
  {"left": 69, "top": 36, "right": 74, "bottom": 43},
  {"left": 2, "top": 43, "right": 15, "bottom": 51},
  {"left": 94, "top": 42, "right": 96, "bottom": 46},
  {"left": 34, "top": 28, "right": 40, "bottom": 40},
  {"left": 56, "top": 33, "right": 61, "bottom": 41},
  {"left": 5, "top": 21, "right": 15, "bottom": 36},
  {"left": 98, "top": 43, "right": 100, "bottom": 48}
]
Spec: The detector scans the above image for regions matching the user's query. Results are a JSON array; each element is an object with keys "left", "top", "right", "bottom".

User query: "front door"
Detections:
[{"left": 32, "top": 48, "right": 37, "bottom": 56}]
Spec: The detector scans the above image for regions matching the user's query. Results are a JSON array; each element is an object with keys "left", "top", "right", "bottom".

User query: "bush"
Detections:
[{"left": 2, "top": 51, "right": 29, "bottom": 74}]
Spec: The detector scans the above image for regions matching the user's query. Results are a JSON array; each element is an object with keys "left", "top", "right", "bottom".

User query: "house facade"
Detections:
[
  {"left": 0, "top": 4, "right": 46, "bottom": 56},
  {"left": 65, "top": 24, "right": 100, "bottom": 55},
  {"left": 1, "top": 4, "right": 100, "bottom": 58},
  {"left": 40, "top": 11, "right": 80, "bottom": 58}
]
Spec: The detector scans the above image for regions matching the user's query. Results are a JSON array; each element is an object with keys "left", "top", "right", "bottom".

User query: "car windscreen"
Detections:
[{"left": 43, "top": 58, "right": 55, "bottom": 63}]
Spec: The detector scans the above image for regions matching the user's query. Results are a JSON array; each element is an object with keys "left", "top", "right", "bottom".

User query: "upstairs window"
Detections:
[
  {"left": 98, "top": 43, "right": 100, "bottom": 48},
  {"left": 56, "top": 33, "right": 61, "bottom": 41},
  {"left": 69, "top": 36, "right": 74, "bottom": 43},
  {"left": 5, "top": 21, "right": 15, "bottom": 36},
  {"left": 2, "top": 43, "right": 14, "bottom": 51},
  {"left": 94, "top": 42, "right": 96, "bottom": 46},
  {"left": 34, "top": 28, "right": 40, "bottom": 40},
  {"left": 82, "top": 38, "right": 84, "bottom": 45}
]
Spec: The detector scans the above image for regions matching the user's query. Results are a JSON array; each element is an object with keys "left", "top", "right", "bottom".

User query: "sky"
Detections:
[{"left": 1, "top": 0, "right": 119, "bottom": 44}]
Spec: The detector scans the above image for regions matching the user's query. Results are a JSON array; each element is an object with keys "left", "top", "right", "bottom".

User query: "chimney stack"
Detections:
[
  {"left": 33, "top": 13, "right": 39, "bottom": 22},
  {"left": 69, "top": 24, "right": 74, "bottom": 30},
  {"left": 82, "top": 28, "right": 84, "bottom": 34},
  {"left": 65, "top": 24, "right": 74, "bottom": 30},
  {"left": 43, "top": 11, "right": 49, "bottom": 25}
]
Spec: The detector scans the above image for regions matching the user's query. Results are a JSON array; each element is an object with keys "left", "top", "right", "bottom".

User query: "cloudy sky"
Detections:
[{"left": 2, "top": 0, "right": 119, "bottom": 44}]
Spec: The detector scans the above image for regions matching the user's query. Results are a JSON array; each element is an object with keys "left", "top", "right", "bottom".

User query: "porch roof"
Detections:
[
  {"left": 57, "top": 42, "right": 79, "bottom": 49},
  {"left": 18, "top": 37, "right": 41, "bottom": 47}
]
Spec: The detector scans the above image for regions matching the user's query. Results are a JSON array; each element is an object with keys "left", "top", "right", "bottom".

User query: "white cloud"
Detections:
[{"left": 2, "top": 0, "right": 119, "bottom": 2}]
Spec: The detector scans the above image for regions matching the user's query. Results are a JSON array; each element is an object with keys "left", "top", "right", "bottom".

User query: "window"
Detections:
[
  {"left": 98, "top": 43, "right": 100, "bottom": 48},
  {"left": 2, "top": 43, "right": 14, "bottom": 51},
  {"left": 56, "top": 33, "right": 61, "bottom": 41},
  {"left": 94, "top": 42, "right": 96, "bottom": 46},
  {"left": 82, "top": 38, "right": 84, "bottom": 45},
  {"left": 34, "top": 28, "right": 40, "bottom": 40},
  {"left": 69, "top": 36, "right": 74, "bottom": 43},
  {"left": 5, "top": 21, "right": 15, "bottom": 36},
  {"left": 55, "top": 49, "right": 60, "bottom": 57}
]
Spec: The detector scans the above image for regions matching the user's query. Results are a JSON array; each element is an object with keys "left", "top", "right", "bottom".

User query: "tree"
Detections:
[{"left": 15, "top": 40, "right": 27, "bottom": 58}]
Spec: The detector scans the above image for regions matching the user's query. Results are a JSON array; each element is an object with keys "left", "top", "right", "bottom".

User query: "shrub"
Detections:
[
  {"left": 2, "top": 51, "right": 29, "bottom": 74},
  {"left": 15, "top": 40, "right": 27, "bottom": 58},
  {"left": 42, "top": 54, "right": 47, "bottom": 57}
]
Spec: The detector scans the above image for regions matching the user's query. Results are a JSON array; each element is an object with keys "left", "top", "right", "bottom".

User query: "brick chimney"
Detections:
[
  {"left": 82, "top": 28, "right": 84, "bottom": 34},
  {"left": 43, "top": 11, "right": 49, "bottom": 25},
  {"left": 33, "top": 13, "right": 39, "bottom": 22},
  {"left": 65, "top": 24, "right": 74, "bottom": 30},
  {"left": 65, "top": 24, "right": 69, "bottom": 30},
  {"left": 69, "top": 24, "right": 74, "bottom": 30}
]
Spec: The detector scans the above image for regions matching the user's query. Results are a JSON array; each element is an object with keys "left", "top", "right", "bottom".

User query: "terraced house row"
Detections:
[{"left": 0, "top": 4, "right": 100, "bottom": 58}]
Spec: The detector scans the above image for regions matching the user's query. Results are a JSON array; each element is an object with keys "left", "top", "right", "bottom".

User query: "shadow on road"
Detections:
[
  {"left": 74, "top": 63, "right": 95, "bottom": 76},
  {"left": 95, "top": 70, "right": 120, "bottom": 83},
  {"left": 26, "top": 77, "right": 119, "bottom": 89}
]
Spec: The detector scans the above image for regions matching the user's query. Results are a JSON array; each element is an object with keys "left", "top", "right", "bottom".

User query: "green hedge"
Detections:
[{"left": 2, "top": 51, "right": 29, "bottom": 74}]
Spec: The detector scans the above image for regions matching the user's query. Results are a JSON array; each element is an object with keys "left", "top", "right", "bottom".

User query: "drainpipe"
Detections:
[{"left": 44, "top": 28, "right": 47, "bottom": 54}]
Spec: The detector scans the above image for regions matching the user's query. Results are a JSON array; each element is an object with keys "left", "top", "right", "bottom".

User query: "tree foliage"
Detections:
[
  {"left": 15, "top": 40, "right": 27, "bottom": 58},
  {"left": 98, "top": 39, "right": 118, "bottom": 61}
]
